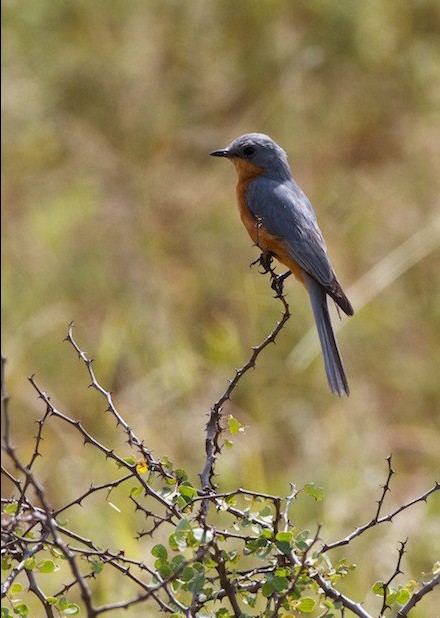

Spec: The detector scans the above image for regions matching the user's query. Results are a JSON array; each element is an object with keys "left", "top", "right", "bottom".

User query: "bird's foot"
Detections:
[
  {"left": 270, "top": 270, "right": 291, "bottom": 296},
  {"left": 250, "top": 251, "right": 274, "bottom": 274}
]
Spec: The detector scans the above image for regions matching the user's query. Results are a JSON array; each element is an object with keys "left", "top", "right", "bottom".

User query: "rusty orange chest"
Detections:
[{"left": 232, "top": 158, "right": 304, "bottom": 283}]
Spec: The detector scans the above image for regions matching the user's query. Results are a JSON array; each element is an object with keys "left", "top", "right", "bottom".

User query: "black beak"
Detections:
[{"left": 210, "top": 149, "right": 230, "bottom": 158}]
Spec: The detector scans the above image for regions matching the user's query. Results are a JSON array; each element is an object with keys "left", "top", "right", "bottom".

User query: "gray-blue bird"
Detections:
[{"left": 211, "top": 133, "right": 354, "bottom": 396}]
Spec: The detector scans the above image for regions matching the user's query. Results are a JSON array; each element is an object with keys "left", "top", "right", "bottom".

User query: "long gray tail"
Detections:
[{"left": 303, "top": 274, "right": 349, "bottom": 396}]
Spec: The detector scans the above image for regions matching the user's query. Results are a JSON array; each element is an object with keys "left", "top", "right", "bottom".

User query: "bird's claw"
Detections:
[
  {"left": 250, "top": 251, "right": 274, "bottom": 274},
  {"left": 270, "top": 270, "right": 291, "bottom": 296}
]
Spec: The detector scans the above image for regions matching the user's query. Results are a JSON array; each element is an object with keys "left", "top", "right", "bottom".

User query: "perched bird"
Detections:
[{"left": 211, "top": 133, "right": 354, "bottom": 396}]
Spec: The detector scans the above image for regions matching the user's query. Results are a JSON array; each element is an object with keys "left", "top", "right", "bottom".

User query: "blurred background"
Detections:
[{"left": 2, "top": 1, "right": 440, "bottom": 616}]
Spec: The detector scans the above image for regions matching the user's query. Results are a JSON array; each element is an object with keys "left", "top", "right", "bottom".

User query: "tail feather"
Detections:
[
  {"left": 328, "top": 283, "right": 354, "bottom": 317},
  {"left": 304, "top": 275, "right": 349, "bottom": 396}
]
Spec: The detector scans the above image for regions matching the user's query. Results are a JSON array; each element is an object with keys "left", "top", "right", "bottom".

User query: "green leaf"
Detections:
[
  {"left": 130, "top": 486, "right": 143, "bottom": 497},
  {"left": 175, "top": 518, "right": 191, "bottom": 535},
  {"left": 335, "top": 558, "right": 355, "bottom": 573},
  {"left": 37, "top": 559, "right": 59, "bottom": 573},
  {"left": 23, "top": 558, "right": 35, "bottom": 571},
  {"left": 3, "top": 503, "right": 18, "bottom": 514},
  {"left": 187, "top": 573, "right": 205, "bottom": 593},
  {"left": 275, "top": 531, "right": 293, "bottom": 543},
  {"left": 181, "top": 566, "right": 195, "bottom": 581},
  {"left": 297, "top": 597, "right": 315, "bottom": 613},
  {"left": 372, "top": 581, "right": 386, "bottom": 596},
  {"left": 272, "top": 576, "right": 289, "bottom": 592},
  {"left": 160, "top": 456, "right": 173, "bottom": 469},
  {"left": 12, "top": 605, "right": 29, "bottom": 616},
  {"left": 63, "top": 605, "right": 80, "bottom": 615},
  {"left": 193, "top": 562, "right": 205, "bottom": 573},
  {"left": 169, "top": 555, "right": 185, "bottom": 571},
  {"left": 10, "top": 583, "right": 23, "bottom": 594},
  {"left": 395, "top": 588, "right": 411, "bottom": 605},
  {"left": 158, "top": 564, "right": 172, "bottom": 578},
  {"left": 45, "top": 597, "right": 58, "bottom": 605},
  {"left": 227, "top": 415, "right": 245, "bottom": 435},
  {"left": 259, "top": 506, "right": 272, "bottom": 518},
  {"left": 175, "top": 468, "right": 188, "bottom": 482},
  {"left": 295, "top": 530, "right": 311, "bottom": 550},
  {"left": 91, "top": 560, "right": 103, "bottom": 574},
  {"left": 303, "top": 483, "right": 325, "bottom": 501},
  {"left": 122, "top": 456, "right": 137, "bottom": 466},
  {"left": 262, "top": 580, "right": 274, "bottom": 597},
  {"left": 203, "top": 554, "right": 218, "bottom": 568},
  {"left": 1, "top": 608, "right": 12, "bottom": 618},
  {"left": 169, "top": 532, "right": 188, "bottom": 551},
  {"left": 215, "top": 609, "right": 232, "bottom": 618},
  {"left": 275, "top": 540, "right": 292, "bottom": 555},
  {"left": 275, "top": 567, "right": 290, "bottom": 577},
  {"left": 372, "top": 581, "right": 390, "bottom": 597},
  {"left": 1, "top": 555, "right": 12, "bottom": 570},
  {"left": 168, "top": 533, "right": 179, "bottom": 551},
  {"left": 178, "top": 484, "right": 197, "bottom": 500},
  {"left": 50, "top": 547, "right": 64, "bottom": 559},
  {"left": 152, "top": 544, "right": 168, "bottom": 560}
]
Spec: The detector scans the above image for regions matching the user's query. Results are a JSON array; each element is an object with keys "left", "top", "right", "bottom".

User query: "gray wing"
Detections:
[{"left": 246, "top": 178, "right": 336, "bottom": 288}]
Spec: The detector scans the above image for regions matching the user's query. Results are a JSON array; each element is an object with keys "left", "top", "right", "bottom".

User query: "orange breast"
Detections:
[
  {"left": 233, "top": 158, "right": 264, "bottom": 243},
  {"left": 234, "top": 159, "right": 304, "bottom": 284}
]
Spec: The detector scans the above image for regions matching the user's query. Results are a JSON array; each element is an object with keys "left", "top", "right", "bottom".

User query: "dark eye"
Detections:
[{"left": 243, "top": 145, "right": 255, "bottom": 157}]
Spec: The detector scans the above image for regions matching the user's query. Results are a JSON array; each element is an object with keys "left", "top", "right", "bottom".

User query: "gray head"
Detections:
[{"left": 210, "top": 133, "right": 292, "bottom": 180}]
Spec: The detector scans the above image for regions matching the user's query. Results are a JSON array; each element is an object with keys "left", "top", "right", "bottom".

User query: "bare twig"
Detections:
[
  {"left": 64, "top": 323, "right": 172, "bottom": 480},
  {"left": 374, "top": 455, "right": 395, "bottom": 521},
  {"left": 214, "top": 544, "right": 243, "bottom": 618},
  {"left": 26, "top": 569, "right": 56, "bottom": 618},
  {"left": 396, "top": 572, "right": 440, "bottom": 617},
  {"left": 322, "top": 457, "right": 439, "bottom": 552},
  {"left": 1, "top": 541, "right": 46, "bottom": 596},
  {"left": 198, "top": 257, "right": 291, "bottom": 523},
  {"left": 380, "top": 540, "right": 407, "bottom": 615}
]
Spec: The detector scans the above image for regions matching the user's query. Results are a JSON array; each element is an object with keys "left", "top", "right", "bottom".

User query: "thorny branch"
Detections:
[
  {"left": 322, "top": 455, "right": 439, "bottom": 552},
  {"left": 198, "top": 254, "right": 291, "bottom": 523},
  {"left": 380, "top": 541, "right": 407, "bottom": 616},
  {"left": 65, "top": 322, "right": 173, "bottom": 481},
  {"left": 2, "top": 266, "right": 439, "bottom": 618},
  {"left": 396, "top": 572, "right": 440, "bottom": 617}
]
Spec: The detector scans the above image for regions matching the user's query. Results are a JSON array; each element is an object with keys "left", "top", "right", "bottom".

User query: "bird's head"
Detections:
[{"left": 210, "top": 133, "right": 291, "bottom": 181}]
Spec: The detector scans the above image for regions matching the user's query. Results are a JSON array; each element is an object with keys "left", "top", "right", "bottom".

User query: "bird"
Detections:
[{"left": 210, "top": 133, "right": 354, "bottom": 396}]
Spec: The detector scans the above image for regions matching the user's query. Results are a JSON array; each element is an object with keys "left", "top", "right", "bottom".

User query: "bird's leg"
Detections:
[{"left": 250, "top": 249, "right": 291, "bottom": 295}]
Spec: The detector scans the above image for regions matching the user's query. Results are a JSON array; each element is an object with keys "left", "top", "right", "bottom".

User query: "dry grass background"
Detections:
[{"left": 2, "top": 1, "right": 440, "bottom": 616}]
